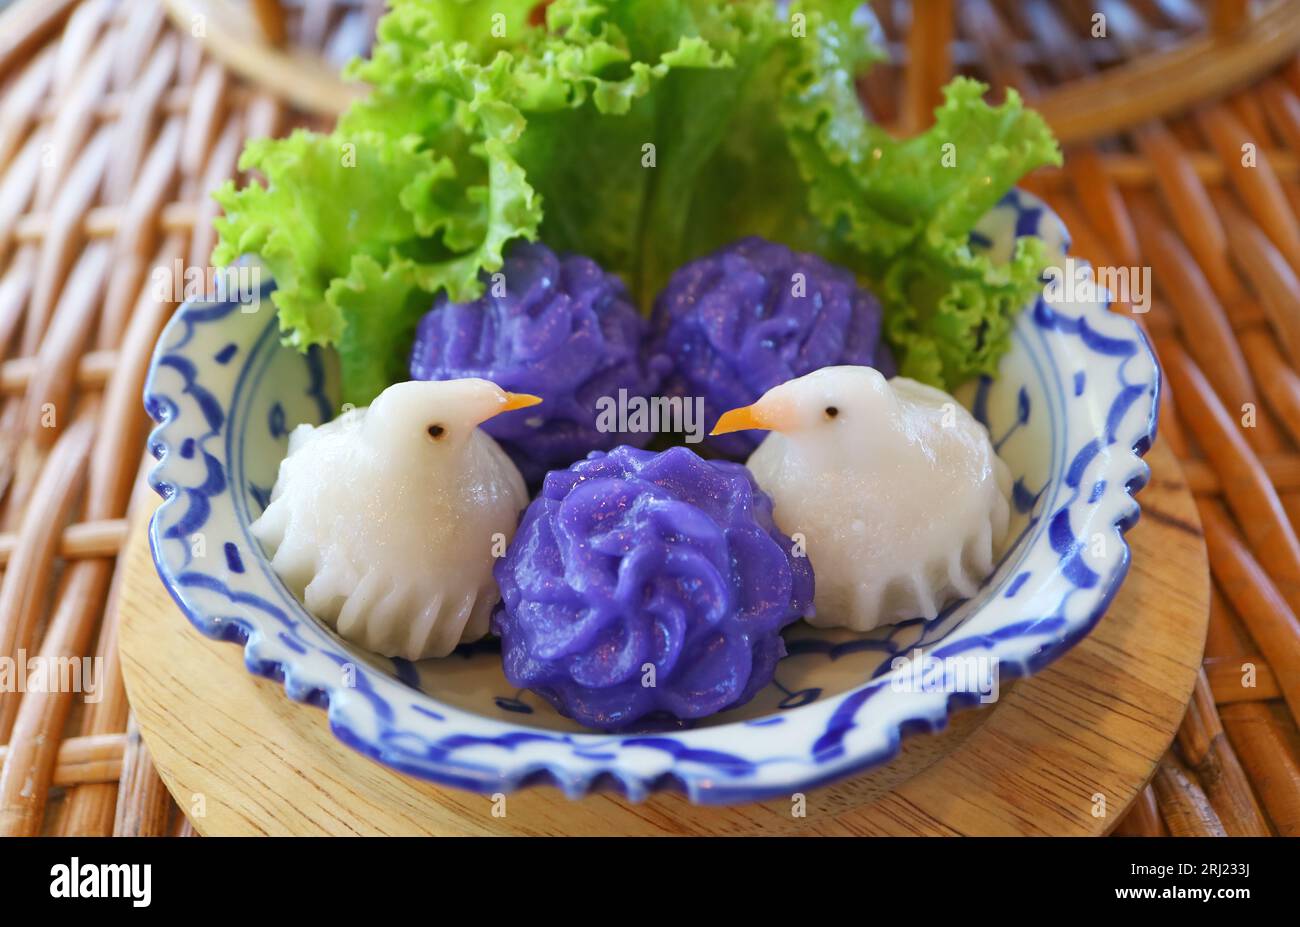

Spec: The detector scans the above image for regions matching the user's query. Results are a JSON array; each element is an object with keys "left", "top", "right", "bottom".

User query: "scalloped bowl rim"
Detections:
[{"left": 143, "top": 191, "right": 1160, "bottom": 804}]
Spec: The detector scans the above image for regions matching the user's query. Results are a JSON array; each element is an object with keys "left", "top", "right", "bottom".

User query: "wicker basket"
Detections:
[{"left": 1, "top": 0, "right": 1297, "bottom": 836}]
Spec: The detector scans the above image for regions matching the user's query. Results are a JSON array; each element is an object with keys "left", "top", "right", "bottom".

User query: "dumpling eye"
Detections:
[
  {"left": 427, "top": 423, "right": 446, "bottom": 441},
  {"left": 824, "top": 406, "right": 839, "bottom": 420}
]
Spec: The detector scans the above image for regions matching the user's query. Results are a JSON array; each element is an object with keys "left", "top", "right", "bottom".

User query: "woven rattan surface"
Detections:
[
  {"left": 0, "top": 0, "right": 358, "bottom": 836},
  {"left": 1, "top": 0, "right": 1298, "bottom": 836}
]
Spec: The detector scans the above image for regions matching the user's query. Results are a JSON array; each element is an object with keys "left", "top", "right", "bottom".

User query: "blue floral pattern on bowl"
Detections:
[{"left": 143, "top": 191, "right": 1159, "bottom": 804}]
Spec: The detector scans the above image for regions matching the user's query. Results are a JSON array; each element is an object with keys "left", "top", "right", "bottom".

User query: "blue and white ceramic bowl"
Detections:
[{"left": 144, "top": 191, "right": 1159, "bottom": 804}]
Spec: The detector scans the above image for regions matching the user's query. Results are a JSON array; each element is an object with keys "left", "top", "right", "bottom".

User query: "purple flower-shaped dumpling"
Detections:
[
  {"left": 492, "top": 445, "right": 814, "bottom": 731},
  {"left": 410, "top": 242, "right": 666, "bottom": 484},
  {"left": 650, "top": 236, "right": 894, "bottom": 458}
]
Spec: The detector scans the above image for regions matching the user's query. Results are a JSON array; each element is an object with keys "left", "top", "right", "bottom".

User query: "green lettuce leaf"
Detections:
[
  {"left": 213, "top": 0, "right": 1060, "bottom": 405},
  {"left": 781, "top": 9, "right": 1062, "bottom": 385},
  {"left": 212, "top": 129, "right": 452, "bottom": 350}
]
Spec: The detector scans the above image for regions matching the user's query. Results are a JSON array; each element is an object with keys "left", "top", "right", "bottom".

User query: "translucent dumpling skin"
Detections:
[
  {"left": 740, "top": 366, "right": 1010, "bottom": 631},
  {"left": 409, "top": 241, "right": 666, "bottom": 485},
  {"left": 650, "top": 236, "right": 894, "bottom": 460},
  {"left": 252, "top": 379, "right": 530, "bottom": 659},
  {"left": 491, "top": 445, "right": 815, "bottom": 731}
]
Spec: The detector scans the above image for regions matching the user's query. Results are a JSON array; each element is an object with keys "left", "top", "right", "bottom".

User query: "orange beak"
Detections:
[
  {"left": 711, "top": 401, "right": 780, "bottom": 436},
  {"left": 496, "top": 392, "right": 543, "bottom": 415}
]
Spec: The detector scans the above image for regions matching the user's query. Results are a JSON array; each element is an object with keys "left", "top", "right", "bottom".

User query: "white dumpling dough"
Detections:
[
  {"left": 251, "top": 379, "right": 532, "bottom": 659},
  {"left": 720, "top": 366, "right": 1010, "bottom": 632}
]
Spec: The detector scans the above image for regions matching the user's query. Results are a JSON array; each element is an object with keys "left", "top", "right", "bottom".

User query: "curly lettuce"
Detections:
[
  {"left": 782, "top": 26, "right": 1062, "bottom": 385},
  {"left": 213, "top": 0, "right": 1060, "bottom": 405}
]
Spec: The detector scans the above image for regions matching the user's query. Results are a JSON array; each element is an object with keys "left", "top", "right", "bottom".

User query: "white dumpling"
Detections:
[
  {"left": 713, "top": 366, "right": 1010, "bottom": 632},
  {"left": 251, "top": 379, "right": 535, "bottom": 659}
]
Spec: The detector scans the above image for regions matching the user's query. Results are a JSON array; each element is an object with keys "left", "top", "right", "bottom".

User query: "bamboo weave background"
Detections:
[{"left": 0, "top": 0, "right": 1297, "bottom": 836}]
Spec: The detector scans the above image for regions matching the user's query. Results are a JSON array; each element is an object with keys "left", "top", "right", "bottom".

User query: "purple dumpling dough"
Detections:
[
  {"left": 410, "top": 242, "right": 667, "bottom": 484},
  {"left": 650, "top": 236, "right": 894, "bottom": 458},
  {"left": 492, "top": 445, "right": 815, "bottom": 731}
]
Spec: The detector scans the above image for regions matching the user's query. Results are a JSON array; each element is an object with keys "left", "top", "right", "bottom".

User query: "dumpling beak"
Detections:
[
  {"left": 493, "top": 392, "right": 543, "bottom": 416},
  {"left": 469, "top": 387, "right": 542, "bottom": 426},
  {"left": 711, "top": 401, "right": 786, "bottom": 435}
]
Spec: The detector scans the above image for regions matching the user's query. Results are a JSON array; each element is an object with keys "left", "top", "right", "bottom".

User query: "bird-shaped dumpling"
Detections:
[
  {"left": 712, "top": 366, "right": 1010, "bottom": 632},
  {"left": 251, "top": 379, "right": 537, "bottom": 660}
]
